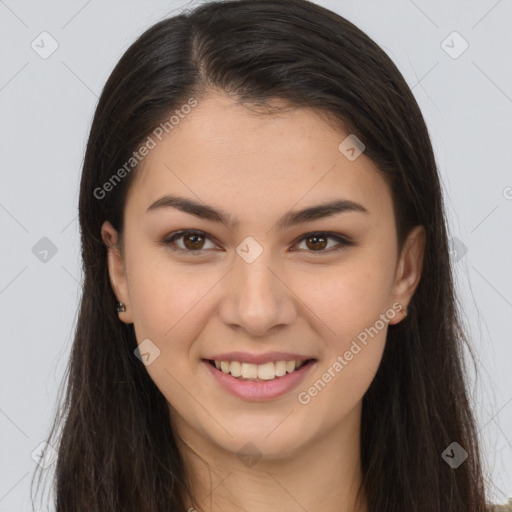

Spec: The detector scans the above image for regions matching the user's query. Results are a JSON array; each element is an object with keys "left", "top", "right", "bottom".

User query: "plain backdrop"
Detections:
[{"left": 0, "top": 0, "right": 511, "bottom": 510}]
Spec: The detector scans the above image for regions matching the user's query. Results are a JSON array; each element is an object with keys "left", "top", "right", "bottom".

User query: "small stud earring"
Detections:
[{"left": 116, "top": 301, "right": 126, "bottom": 313}]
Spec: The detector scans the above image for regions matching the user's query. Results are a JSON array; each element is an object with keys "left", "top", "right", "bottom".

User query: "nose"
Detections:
[{"left": 218, "top": 246, "right": 298, "bottom": 337}]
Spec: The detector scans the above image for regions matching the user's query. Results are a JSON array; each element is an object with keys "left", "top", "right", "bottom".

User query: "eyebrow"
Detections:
[{"left": 146, "top": 194, "right": 369, "bottom": 230}]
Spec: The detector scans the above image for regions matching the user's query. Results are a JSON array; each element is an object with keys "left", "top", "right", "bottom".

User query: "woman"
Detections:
[{"left": 31, "top": 0, "right": 493, "bottom": 510}]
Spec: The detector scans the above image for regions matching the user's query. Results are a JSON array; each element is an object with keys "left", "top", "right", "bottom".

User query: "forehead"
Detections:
[{"left": 126, "top": 91, "right": 393, "bottom": 222}]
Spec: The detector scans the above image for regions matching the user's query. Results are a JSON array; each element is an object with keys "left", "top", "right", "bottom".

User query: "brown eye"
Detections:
[
  {"left": 163, "top": 230, "right": 217, "bottom": 253},
  {"left": 304, "top": 234, "right": 328, "bottom": 251},
  {"left": 295, "top": 232, "right": 352, "bottom": 254},
  {"left": 182, "top": 232, "right": 205, "bottom": 250}
]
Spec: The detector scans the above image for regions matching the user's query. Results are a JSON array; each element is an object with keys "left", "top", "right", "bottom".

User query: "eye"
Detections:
[
  {"left": 293, "top": 232, "right": 353, "bottom": 254},
  {"left": 163, "top": 230, "right": 353, "bottom": 256},
  {"left": 163, "top": 230, "right": 218, "bottom": 255}
]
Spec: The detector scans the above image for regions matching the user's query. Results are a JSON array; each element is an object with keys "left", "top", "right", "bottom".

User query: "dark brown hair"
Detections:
[{"left": 31, "top": 0, "right": 491, "bottom": 510}]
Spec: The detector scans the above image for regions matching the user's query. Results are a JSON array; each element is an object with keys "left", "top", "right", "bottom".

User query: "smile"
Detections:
[
  {"left": 208, "top": 359, "right": 312, "bottom": 381},
  {"left": 202, "top": 358, "right": 317, "bottom": 401}
]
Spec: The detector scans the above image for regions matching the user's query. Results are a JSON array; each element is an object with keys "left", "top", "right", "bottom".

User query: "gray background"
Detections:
[{"left": 0, "top": 0, "right": 511, "bottom": 510}]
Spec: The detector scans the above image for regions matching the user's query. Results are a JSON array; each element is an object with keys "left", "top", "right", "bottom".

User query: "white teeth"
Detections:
[
  {"left": 212, "top": 359, "right": 309, "bottom": 380},
  {"left": 241, "top": 362, "right": 258, "bottom": 379},
  {"left": 274, "top": 360, "right": 287, "bottom": 377},
  {"left": 286, "top": 361, "right": 296, "bottom": 373},
  {"left": 257, "top": 362, "right": 276, "bottom": 380},
  {"left": 230, "top": 360, "right": 242, "bottom": 377}
]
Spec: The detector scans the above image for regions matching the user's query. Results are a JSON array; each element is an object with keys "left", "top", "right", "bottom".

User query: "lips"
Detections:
[{"left": 201, "top": 356, "right": 317, "bottom": 401}]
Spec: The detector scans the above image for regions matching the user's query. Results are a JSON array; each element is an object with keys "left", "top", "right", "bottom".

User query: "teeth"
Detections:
[
  {"left": 230, "top": 360, "right": 242, "bottom": 377},
  {"left": 241, "top": 362, "right": 258, "bottom": 379},
  {"left": 212, "top": 359, "right": 309, "bottom": 381},
  {"left": 257, "top": 362, "right": 275, "bottom": 380},
  {"left": 275, "top": 360, "right": 287, "bottom": 377}
]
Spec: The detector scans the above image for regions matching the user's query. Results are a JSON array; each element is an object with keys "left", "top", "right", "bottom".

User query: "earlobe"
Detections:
[
  {"left": 389, "top": 225, "right": 426, "bottom": 325},
  {"left": 101, "top": 221, "right": 133, "bottom": 323}
]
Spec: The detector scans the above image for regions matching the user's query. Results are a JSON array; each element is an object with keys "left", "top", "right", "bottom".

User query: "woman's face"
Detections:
[{"left": 102, "top": 91, "right": 425, "bottom": 461}]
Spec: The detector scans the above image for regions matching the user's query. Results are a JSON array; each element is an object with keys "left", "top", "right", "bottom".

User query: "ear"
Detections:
[
  {"left": 101, "top": 220, "right": 133, "bottom": 324},
  {"left": 388, "top": 225, "right": 426, "bottom": 325}
]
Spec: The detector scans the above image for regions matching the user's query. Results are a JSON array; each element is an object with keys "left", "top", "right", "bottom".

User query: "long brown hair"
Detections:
[{"left": 31, "top": 0, "right": 491, "bottom": 510}]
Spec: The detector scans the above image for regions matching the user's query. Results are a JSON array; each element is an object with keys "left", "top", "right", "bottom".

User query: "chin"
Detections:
[{"left": 209, "top": 415, "right": 314, "bottom": 460}]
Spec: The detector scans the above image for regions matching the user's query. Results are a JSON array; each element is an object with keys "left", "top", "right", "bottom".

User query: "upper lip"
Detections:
[{"left": 204, "top": 351, "right": 316, "bottom": 365}]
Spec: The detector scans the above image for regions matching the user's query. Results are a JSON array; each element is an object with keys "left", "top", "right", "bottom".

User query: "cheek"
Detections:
[
  {"left": 296, "top": 254, "right": 395, "bottom": 342},
  {"left": 294, "top": 262, "right": 392, "bottom": 421},
  {"left": 291, "top": 252, "right": 394, "bottom": 404},
  {"left": 126, "top": 245, "right": 215, "bottom": 340},
  {"left": 125, "top": 253, "right": 212, "bottom": 405}
]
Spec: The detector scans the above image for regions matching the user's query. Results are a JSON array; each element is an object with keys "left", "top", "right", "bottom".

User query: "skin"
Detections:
[{"left": 101, "top": 90, "right": 426, "bottom": 512}]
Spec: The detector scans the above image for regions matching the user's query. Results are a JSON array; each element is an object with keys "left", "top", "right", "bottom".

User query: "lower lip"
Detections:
[{"left": 202, "top": 359, "right": 316, "bottom": 401}]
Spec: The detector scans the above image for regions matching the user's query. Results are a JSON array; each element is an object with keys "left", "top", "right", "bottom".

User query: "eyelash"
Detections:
[{"left": 162, "top": 230, "right": 353, "bottom": 257}]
